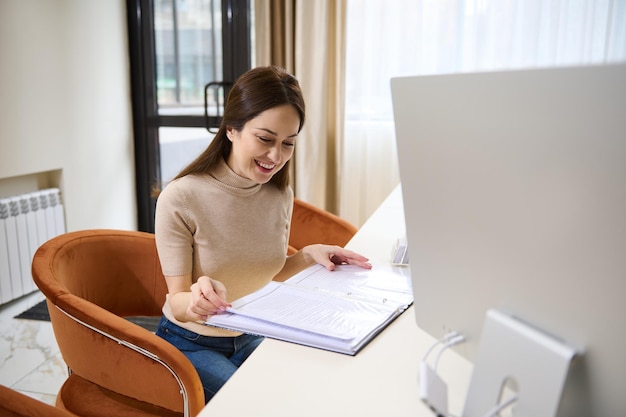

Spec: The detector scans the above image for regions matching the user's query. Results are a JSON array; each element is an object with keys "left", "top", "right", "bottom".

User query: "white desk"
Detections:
[{"left": 198, "top": 186, "right": 473, "bottom": 416}]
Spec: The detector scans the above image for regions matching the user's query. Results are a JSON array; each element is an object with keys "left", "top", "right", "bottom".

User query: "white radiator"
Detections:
[{"left": 0, "top": 188, "right": 66, "bottom": 304}]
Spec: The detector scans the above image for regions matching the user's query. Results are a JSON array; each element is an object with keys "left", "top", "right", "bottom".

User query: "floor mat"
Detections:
[{"left": 14, "top": 300, "right": 50, "bottom": 321}]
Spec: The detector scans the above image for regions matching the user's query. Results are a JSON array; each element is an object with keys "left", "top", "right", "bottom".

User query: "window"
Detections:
[
  {"left": 154, "top": 0, "right": 223, "bottom": 115},
  {"left": 127, "top": 0, "right": 253, "bottom": 232},
  {"left": 341, "top": 0, "right": 626, "bottom": 226}
]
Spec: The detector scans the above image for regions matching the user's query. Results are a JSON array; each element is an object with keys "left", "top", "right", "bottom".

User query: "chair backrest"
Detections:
[
  {"left": 0, "top": 384, "right": 76, "bottom": 417},
  {"left": 288, "top": 198, "right": 358, "bottom": 254},
  {"left": 31, "top": 229, "right": 205, "bottom": 417}
]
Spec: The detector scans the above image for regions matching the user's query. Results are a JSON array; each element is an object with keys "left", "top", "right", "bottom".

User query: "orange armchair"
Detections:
[
  {"left": 31, "top": 229, "right": 205, "bottom": 417},
  {"left": 0, "top": 384, "right": 77, "bottom": 417},
  {"left": 288, "top": 198, "right": 358, "bottom": 255}
]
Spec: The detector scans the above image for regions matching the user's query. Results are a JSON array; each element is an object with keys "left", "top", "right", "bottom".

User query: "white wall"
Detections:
[{"left": 0, "top": 0, "right": 137, "bottom": 231}]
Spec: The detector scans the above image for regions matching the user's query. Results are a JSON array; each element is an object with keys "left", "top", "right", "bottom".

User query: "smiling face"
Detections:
[{"left": 226, "top": 104, "right": 301, "bottom": 184}]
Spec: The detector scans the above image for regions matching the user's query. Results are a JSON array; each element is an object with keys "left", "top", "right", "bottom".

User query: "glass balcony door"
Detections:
[{"left": 127, "top": 0, "right": 253, "bottom": 232}]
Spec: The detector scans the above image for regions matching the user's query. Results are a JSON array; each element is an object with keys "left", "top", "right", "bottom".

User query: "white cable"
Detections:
[
  {"left": 433, "top": 334, "right": 466, "bottom": 371},
  {"left": 423, "top": 331, "right": 460, "bottom": 362},
  {"left": 483, "top": 395, "right": 519, "bottom": 417},
  {"left": 419, "top": 331, "right": 465, "bottom": 417}
]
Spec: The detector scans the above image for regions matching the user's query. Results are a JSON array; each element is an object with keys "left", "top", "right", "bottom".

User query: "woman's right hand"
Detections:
[{"left": 187, "top": 276, "right": 231, "bottom": 321}]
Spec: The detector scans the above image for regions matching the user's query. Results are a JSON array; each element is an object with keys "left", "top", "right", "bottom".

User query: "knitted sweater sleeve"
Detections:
[{"left": 154, "top": 181, "right": 194, "bottom": 277}]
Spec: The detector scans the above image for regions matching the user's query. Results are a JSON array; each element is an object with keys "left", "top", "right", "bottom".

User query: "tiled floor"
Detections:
[{"left": 0, "top": 290, "right": 67, "bottom": 405}]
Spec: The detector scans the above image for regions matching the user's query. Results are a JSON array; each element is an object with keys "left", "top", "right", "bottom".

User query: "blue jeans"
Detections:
[{"left": 156, "top": 316, "right": 264, "bottom": 402}]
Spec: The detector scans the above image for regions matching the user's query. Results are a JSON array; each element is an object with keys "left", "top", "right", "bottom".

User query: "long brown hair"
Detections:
[{"left": 172, "top": 66, "right": 305, "bottom": 190}]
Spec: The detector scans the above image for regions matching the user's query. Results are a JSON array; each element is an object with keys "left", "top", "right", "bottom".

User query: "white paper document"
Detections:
[{"left": 205, "top": 263, "right": 413, "bottom": 355}]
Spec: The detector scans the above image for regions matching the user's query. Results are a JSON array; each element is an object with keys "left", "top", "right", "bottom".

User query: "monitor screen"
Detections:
[{"left": 391, "top": 64, "right": 626, "bottom": 417}]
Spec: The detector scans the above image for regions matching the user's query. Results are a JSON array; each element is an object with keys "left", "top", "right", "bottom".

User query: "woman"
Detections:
[{"left": 154, "top": 66, "right": 371, "bottom": 402}]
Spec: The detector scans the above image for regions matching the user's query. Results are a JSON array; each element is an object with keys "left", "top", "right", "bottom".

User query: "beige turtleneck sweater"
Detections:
[{"left": 154, "top": 159, "right": 293, "bottom": 336}]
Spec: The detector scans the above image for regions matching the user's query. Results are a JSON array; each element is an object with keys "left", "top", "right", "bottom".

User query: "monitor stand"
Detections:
[{"left": 463, "top": 309, "right": 579, "bottom": 417}]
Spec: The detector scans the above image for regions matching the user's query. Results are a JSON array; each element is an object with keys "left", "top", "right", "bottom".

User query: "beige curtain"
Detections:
[
  {"left": 254, "top": 0, "right": 295, "bottom": 71},
  {"left": 254, "top": 0, "right": 346, "bottom": 214}
]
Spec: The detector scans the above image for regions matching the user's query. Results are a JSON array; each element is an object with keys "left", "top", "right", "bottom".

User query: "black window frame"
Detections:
[{"left": 126, "top": 0, "right": 252, "bottom": 232}]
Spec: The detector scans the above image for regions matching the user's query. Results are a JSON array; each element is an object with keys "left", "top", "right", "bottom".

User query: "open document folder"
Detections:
[{"left": 205, "top": 263, "right": 413, "bottom": 355}]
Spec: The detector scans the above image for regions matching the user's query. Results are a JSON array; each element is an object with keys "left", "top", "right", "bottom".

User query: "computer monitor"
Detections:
[{"left": 391, "top": 64, "right": 626, "bottom": 417}]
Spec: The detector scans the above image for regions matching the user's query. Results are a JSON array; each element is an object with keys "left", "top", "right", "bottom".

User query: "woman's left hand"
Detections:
[{"left": 302, "top": 244, "right": 372, "bottom": 271}]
